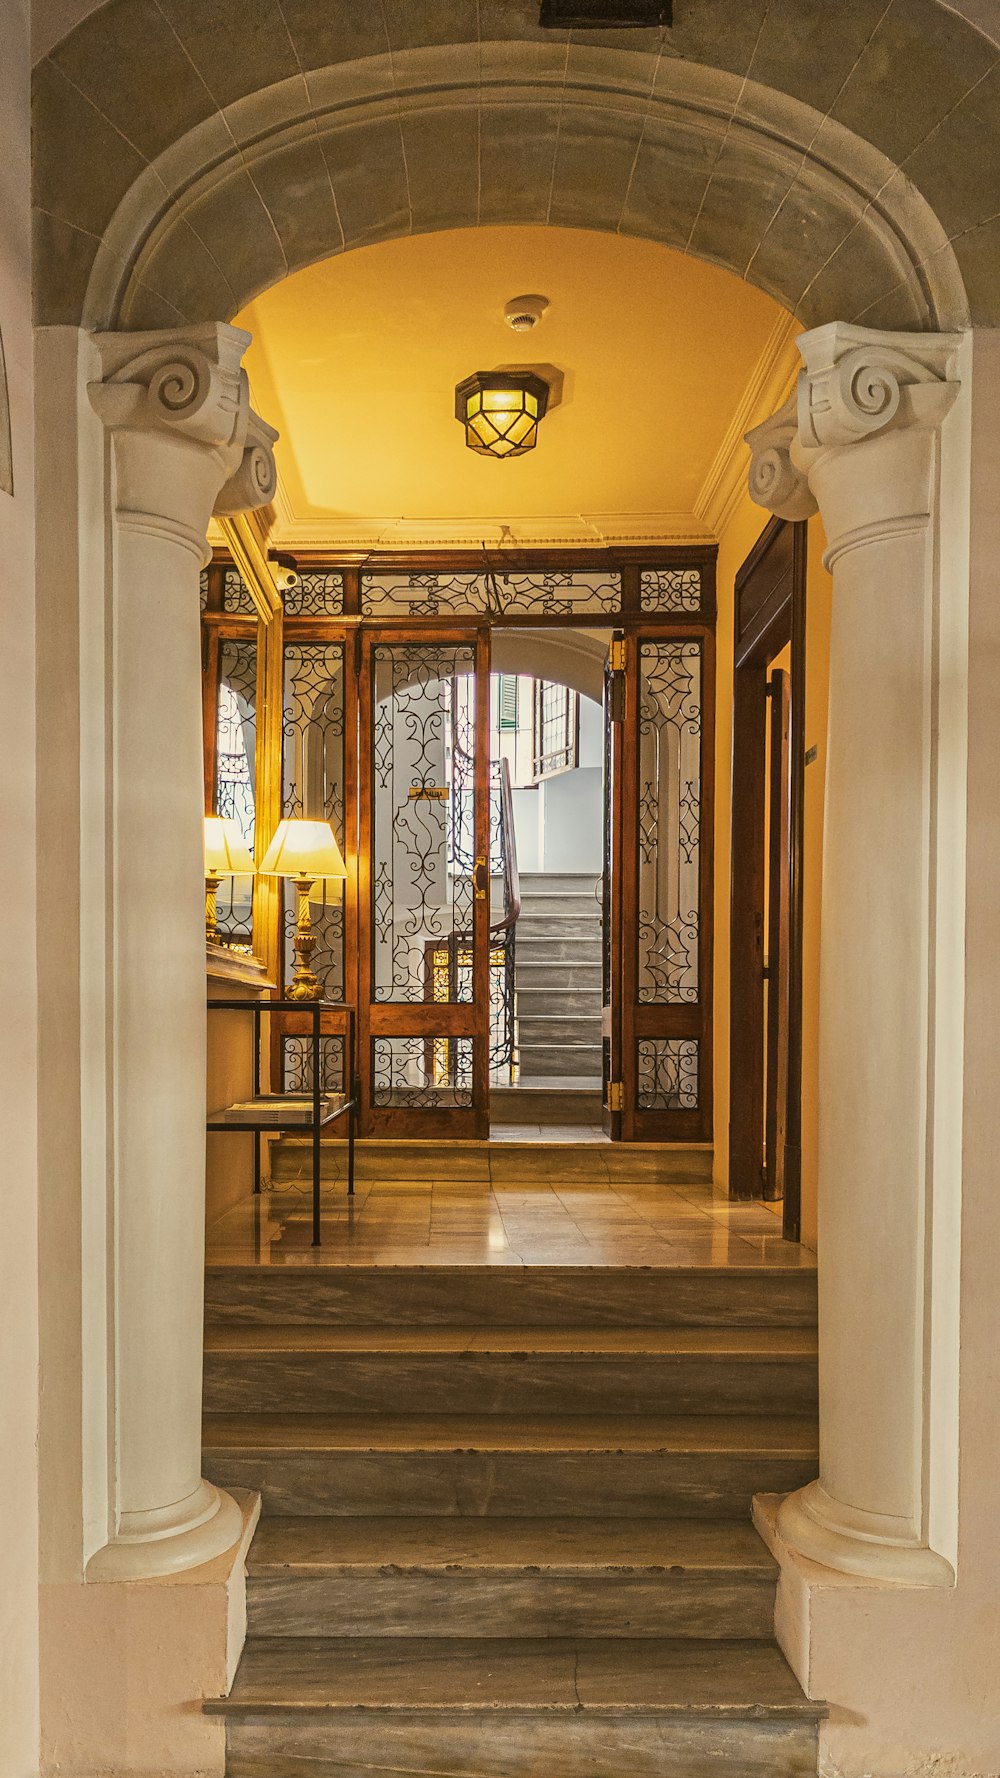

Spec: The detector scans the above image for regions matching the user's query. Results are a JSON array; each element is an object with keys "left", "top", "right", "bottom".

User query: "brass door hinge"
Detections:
[
  {"left": 607, "top": 633, "right": 626, "bottom": 723},
  {"left": 607, "top": 1080, "right": 624, "bottom": 1113}
]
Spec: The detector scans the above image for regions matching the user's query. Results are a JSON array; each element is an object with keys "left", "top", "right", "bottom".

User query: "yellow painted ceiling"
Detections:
[{"left": 235, "top": 226, "right": 792, "bottom": 534}]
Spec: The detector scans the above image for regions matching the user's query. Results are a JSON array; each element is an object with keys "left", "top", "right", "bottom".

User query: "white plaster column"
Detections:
[
  {"left": 747, "top": 322, "right": 962, "bottom": 1582},
  {"left": 86, "top": 325, "right": 276, "bottom": 1577}
]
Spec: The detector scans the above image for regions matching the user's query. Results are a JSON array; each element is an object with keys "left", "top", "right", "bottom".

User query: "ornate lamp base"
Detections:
[
  {"left": 288, "top": 875, "right": 322, "bottom": 1001},
  {"left": 205, "top": 872, "right": 221, "bottom": 945}
]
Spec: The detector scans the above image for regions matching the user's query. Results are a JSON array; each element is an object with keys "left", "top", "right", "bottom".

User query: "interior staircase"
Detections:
[
  {"left": 515, "top": 872, "right": 603, "bottom": 1084},
  {"left": 202, "top": 1260, "right": 823, "bottom": 1776}
]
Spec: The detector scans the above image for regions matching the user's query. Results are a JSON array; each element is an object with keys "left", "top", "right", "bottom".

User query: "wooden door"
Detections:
[
  {"left": 601, "top": 636, "right": 624, "bottom": 1136},
  {"left": 604, "top": 628, "right": 714, "bottom": 1142},
  {"left": 358, "top": 629, "right": 491, "bottom": 1138},
  {"left": 729, "top": 517, "right": 806, "bottom": 1238},
  {"left": 764, "top": 667, "right": 791, "bottom": 1201}
]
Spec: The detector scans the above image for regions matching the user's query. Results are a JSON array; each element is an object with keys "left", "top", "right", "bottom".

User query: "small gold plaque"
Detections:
[{"left": 408, "top": 785, "right": 450, "bottom": 802}]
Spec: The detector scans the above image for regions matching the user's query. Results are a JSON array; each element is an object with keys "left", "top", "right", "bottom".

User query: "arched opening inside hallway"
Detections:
[{"left": 21, "top": 7, "right": 996, "bottom": 1777}]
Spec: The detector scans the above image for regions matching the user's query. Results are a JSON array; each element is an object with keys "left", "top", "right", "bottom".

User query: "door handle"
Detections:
[{"left": 473, "top": 856, "right": 488, "bottom": 901}]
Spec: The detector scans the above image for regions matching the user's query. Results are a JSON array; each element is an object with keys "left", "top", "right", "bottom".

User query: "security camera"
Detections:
[{"left": 275, "top": 567, "right": 299, "bottom": 592}]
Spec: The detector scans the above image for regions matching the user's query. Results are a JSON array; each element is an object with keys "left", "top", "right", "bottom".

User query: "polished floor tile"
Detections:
[{"left": 206, "top": 1156, "right": 816, "bottom": 1270}]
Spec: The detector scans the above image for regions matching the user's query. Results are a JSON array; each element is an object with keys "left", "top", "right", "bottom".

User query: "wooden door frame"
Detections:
[{"left": 729, "top": 517, "right": 806, "bottom": 1238}]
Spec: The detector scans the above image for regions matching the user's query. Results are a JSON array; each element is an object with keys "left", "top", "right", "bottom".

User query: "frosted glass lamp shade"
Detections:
[
  {"left": 259, "top": 818, "right": 347, "bottom": 880},
  {"left": 454, "top": 370, "right": 550, "bottom": 458},
  {"left": 203, "top": 816, "right": 255, "bottom": 877}
]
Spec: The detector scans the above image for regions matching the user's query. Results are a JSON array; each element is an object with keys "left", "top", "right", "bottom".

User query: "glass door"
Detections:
[
  {"left": 603, "top": 628, "right": 714, "bottom": 1142},
  {"left": 358, "top": 629, "right": 491, "bottom": 1137}
]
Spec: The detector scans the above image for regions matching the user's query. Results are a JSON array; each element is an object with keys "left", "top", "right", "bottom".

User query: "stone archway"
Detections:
[
  {"left": 36, "top": 4, "right": 1000, "bottom": 336},
  {"left": 33, "top": 10, "right": 1000, "bottom": 1772}
]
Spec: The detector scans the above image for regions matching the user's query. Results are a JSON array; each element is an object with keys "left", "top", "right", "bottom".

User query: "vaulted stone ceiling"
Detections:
[{"left": 31, "top": 0, "right": 1000, "bottom": 332}]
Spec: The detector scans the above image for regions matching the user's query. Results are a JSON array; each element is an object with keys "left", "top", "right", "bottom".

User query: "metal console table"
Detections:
[{"left": 207, "top": 999, "right": 357, "bottom": 1247}]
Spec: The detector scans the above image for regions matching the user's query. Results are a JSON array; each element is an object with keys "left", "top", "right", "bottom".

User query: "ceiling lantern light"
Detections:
[{"left": 454, "top": 370, "right": 550, "bottom": 460}]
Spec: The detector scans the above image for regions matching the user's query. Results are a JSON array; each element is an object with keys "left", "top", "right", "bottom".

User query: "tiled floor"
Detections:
[{"left": 206, "top": 1170, "right": 812, "bottom": 1270}]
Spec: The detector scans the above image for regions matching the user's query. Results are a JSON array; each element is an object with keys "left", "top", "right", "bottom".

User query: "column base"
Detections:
[
  {"left": 87, "top": 1479, "right": 244, "bottom": 1580},
  {"left": 776, "top": 1481, "right": 954, "bottom": 1586}
]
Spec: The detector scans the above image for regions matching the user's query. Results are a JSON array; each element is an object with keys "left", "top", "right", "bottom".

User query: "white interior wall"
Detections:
[{"left": 0, "top": 3, "right": 40, "bottom": 1773}]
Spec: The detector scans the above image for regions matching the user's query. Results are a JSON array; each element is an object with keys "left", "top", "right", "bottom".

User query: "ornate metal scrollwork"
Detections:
[
  {"left": 362, "top": 570, "right": 621, "bottom": 618},
  {"left": 214, "top": 637, "right": 257, "bottom": 944},
  {"left": 373, "top": 644, "right": 476, "bottom": 1004},
  {"left": 371, "top": 1035, "right": 473, "bottom": 1108},
  {"left": 637, "top": 640, "right": 701, "bottom": 1004},
  {"left": 223, "top": 566, "right": 256, "bottom": 614},
  {"left": 283, "top": 572, "right": 345, "bottom": 616},
  {"left": 637, "top": 1038, "right": 699, "bottom": 1110},
  {"left": 639, "top": 568, "right": 702, "bottom": 612},
  {"left": 282, "top": 642, "right": 346, "bottom": 1002}
]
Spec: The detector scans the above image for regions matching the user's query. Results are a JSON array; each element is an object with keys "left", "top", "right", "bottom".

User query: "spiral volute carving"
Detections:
[{"left": 145, "top": 351, "right": 218, "bottom": 426}]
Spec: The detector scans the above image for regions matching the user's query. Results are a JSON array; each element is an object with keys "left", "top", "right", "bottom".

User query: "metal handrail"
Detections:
[{"left": 491, "top": 755, "right": 520, "bottom": 938}]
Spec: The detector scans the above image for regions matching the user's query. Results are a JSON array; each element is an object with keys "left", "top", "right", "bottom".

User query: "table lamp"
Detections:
[
  {"left": 259, "top": 817, "right": 347, "bottom": 1001},
  {"left": 203, "top": 816, "right": 255, "bottom": 944}
]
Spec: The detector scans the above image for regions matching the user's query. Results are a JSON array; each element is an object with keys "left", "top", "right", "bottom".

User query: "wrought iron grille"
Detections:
[
  {"left": 439, "top": 754, "right": 519, "bottom": 1080},
  {"left": 281, "top": 642, "right": 346, "bottom": 1002},
  {"left": 283, "top": 1033, "right": 346, "bottom": 1095},
  {"left": 372, "top": 644, "right": 476, "bottom": 1004},
  {"left": 637, "top": 639, "right": 702, "bottom": 1004},
  {"left": 362, "top": 569, "right": 621, "bottom": 618},
  {"left": 637, "top": 1038, "right": 699, "bottom": 1110},
  {"left": 214, "top": 637, "right": 257, "bottom": 945},
  {"left": 372, "top": 1035, "right": 474, "bottom": 1108},
  {"left": 640, "top": 568, "right": 702, "bottom": 612},
  {"left": 282, "top": 572, "right": 345, "bottom": 616},
  {"left": 223, "top": 566, "right": 256, "bottom": 614}
]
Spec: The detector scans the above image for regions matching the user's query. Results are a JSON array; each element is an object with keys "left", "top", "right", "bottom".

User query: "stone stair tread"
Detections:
[
  {"left": 204, "top": 1414, "right": 818, "bottom": 1454},
  {"left": 520, "top": 1042, "right": 602, "bottom": 1052},
  {"left": 207, "top": 1635, "right": 823, "bottom": 1718},
  {"left": 206, "top": 1325, "right": 818, "bottom": 1358},
  {"left": 246, "top": 1516, "right": 777, "bottom": 1576}
]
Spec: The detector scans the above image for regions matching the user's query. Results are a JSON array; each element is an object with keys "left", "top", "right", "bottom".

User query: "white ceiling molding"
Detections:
[{"left": 261, "top": 501, "right": 715, "bottom": 551}]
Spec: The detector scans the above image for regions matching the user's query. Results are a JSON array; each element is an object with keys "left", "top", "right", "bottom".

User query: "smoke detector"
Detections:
[{"left": 503, "top": 294, "right": 549, "bottom": 334}]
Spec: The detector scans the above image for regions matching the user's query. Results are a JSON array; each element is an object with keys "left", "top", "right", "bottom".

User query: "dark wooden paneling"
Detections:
[
  {"left": 728, "top": 518, "right": 806, "bottom": 1235},
  {"left": 765, "top": 669, "right": 791, "bottom": 1204}
]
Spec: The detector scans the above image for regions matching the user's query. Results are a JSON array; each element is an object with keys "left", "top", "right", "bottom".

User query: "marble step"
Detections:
[
  {"left": 210, "top": 1637, "right": 824, "bottom": 1778},
  {"left": 519, "top": 1041, "right": 603, "bottom": 1077},
  {"left": 203, "top": 1326, "right": 818, "bottom": 1417},
  {"left": 516, "top": 910, "right": 594, "bottom": 938},
  {"left": 204, "top": 1264, "right": 816, "bottom": 1329},
  {"left": 518, "top": 893, "right": 602, "bottom": 918},
  {"left": 202, "top": 1413, "right": 818, "bottom": 1517},
  {"left": 269, "top": 1136, "right": 711, "bottom": 1184},
  {"left": 244, "top": 1517, "right": 779, "bottom": 1640},
  {"left": 516, "top": 935, "right": 603, "bottom": 962},
  {"left": 517, "top": 1015, "right": 603, "bottom": 1045},
  {"left": 517, "top": 985, "right": 601, "bottom": 1007},
  {"left": 490, "top": 1084, "right": 603, "bottom": 1123},
  {"left": 513, "top": 961, "right": 602, "bottom": 988},
  {"left": 519, "top": 874, "right": 601, "bottom": 895}
]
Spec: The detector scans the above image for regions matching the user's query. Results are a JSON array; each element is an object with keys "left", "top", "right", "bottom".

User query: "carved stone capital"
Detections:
[
  {"left": 88, "top": 324, "right": 279, "bottom": 565},
  {"left": 89, "top": 322, "right": 251, "bottom": 453},
  {"left": 745, "top": 395, "right": 818, "bottom": 521},
  {"left": 214, "top": 410, "right": 279, "bottom": 515},
  {"left": 796, "top": 321, "right": 961, "bottom": 451}
]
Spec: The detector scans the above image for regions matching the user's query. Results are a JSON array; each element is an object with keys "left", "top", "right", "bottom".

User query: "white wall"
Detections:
[
  {"left": 0, "top": 1, "right": 40, "bottom": 1773},
  {"left": 538, "top": 769, "right": 603, "bottom": 874}
]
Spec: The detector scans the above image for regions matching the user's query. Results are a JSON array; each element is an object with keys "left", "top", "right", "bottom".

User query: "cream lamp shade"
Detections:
[
  {"left": 203, "top": 816, "right": 255, "bottom": 876},
  {"left": 259, "top": 818, "right": 347, "bottom": 880}
]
